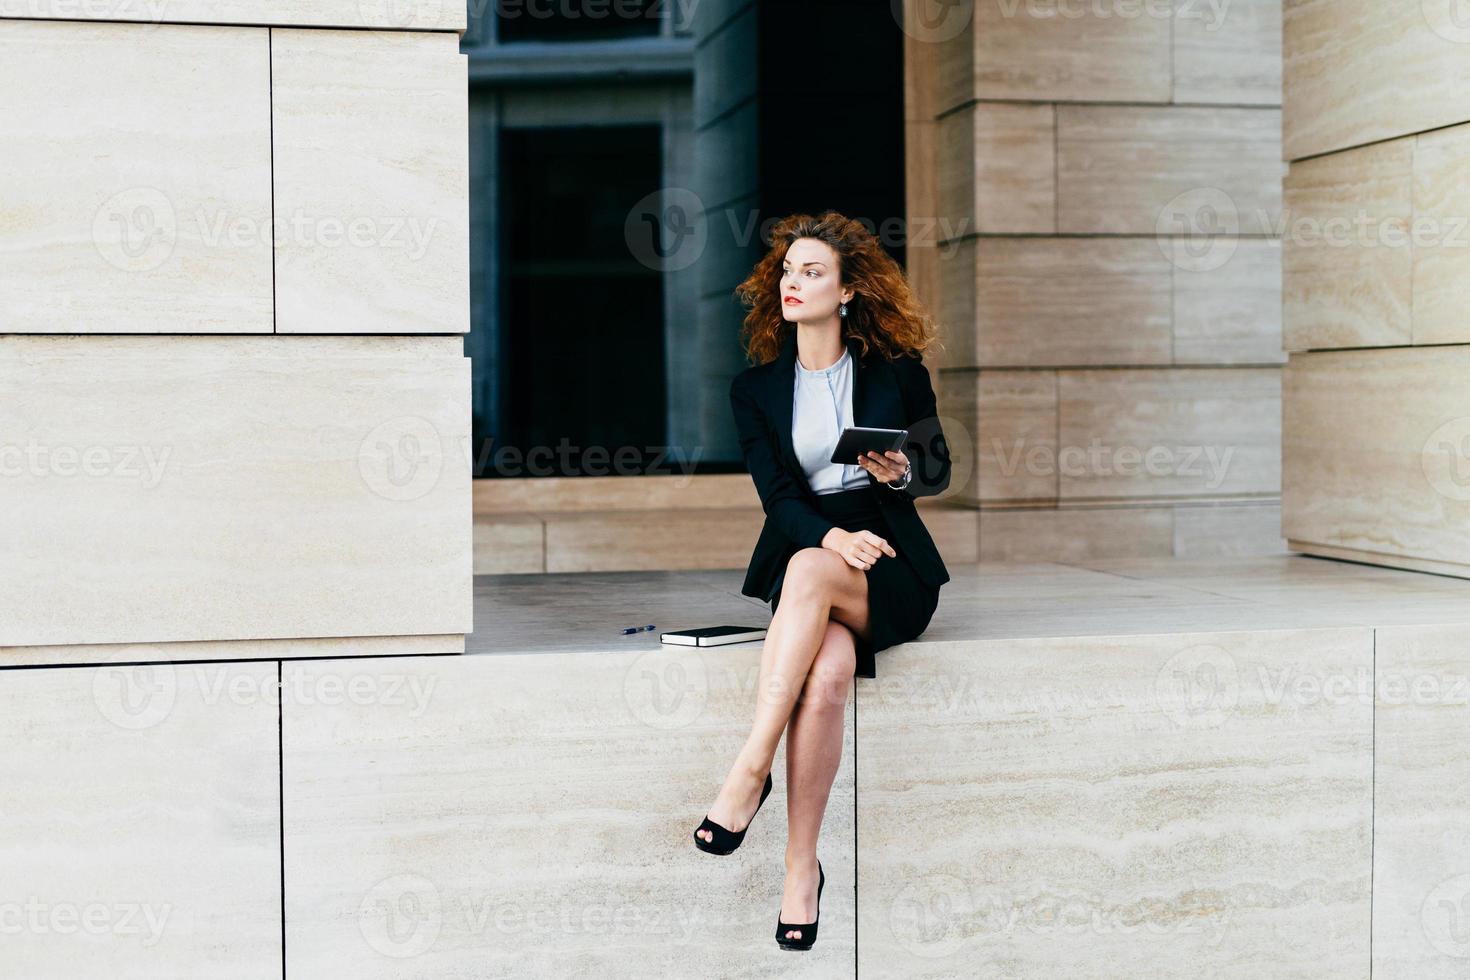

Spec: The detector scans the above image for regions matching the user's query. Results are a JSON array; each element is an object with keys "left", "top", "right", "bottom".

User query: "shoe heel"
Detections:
[
  {"left": 775, "top": 859, "right": 824, "bottom": 950},
  {"left": 692, "top": 771, "right": 772, "bottom": 855}
]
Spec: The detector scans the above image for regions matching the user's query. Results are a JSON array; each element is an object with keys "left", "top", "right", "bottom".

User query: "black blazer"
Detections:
[{"left": 730, "top": 330, "right": 952, "bottom": 603}]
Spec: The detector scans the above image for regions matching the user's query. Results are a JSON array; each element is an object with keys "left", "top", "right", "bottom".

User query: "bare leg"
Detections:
[
  {"left": 696, "top": 548, "right": 870, "bottom": 846},
  {"left": 779, "top": 620, "right": 855, "bottom": 940}
]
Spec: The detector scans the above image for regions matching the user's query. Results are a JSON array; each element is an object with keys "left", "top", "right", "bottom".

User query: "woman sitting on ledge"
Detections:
[{"left": 692, "top": 211, "right": 952, "bottom": 950}]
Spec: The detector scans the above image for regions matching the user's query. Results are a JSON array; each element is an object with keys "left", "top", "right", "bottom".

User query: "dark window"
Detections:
[
  {"left": 495, "top": 0, "right": 662, "bottom": 43},
  {"left": 757, "top": 0, "right": 906, "bottom": 267},
  {"left": 486, "top": 125, "right": 667, "bottom": 479}
]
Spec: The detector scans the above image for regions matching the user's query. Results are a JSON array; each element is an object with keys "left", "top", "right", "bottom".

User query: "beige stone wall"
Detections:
[
  {"left": 0, "top": 6, "right": 472, "bottom": 656},
  {"left": 904, "top": 0, "right": 1287, "bottom": 561},
  {"left": 1276, "top": 12, "right": 1470, "bottom": 972},
  {"left": 1281, "top": 2, "right": 1470, "bottom": 579}
]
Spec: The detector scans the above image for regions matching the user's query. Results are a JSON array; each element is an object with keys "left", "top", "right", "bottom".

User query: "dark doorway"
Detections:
[{"left": 488, "top": 124, "right": 667, "bottom": 479}]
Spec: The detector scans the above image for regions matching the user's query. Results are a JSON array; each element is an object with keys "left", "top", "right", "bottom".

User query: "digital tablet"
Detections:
[{"left": 829, "top": 426, "right": 908, "bottom": 466}]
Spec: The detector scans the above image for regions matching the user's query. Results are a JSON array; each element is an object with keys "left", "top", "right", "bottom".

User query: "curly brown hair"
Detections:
[{"left": 734, "top": 211, "right": 940, "bottom": 365}]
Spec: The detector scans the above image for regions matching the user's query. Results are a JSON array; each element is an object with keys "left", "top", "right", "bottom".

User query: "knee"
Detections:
[
  {"left": 804, "top": 621, "right": 856, "bottom": 709},
  {"left": 784, "top": 547, "right": 843, "bottom": 599}
]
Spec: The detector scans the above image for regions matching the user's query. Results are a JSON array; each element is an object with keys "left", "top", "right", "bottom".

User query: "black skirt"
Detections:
[{"left": 767, "top": 486, "right": 940, "bottom": 679}]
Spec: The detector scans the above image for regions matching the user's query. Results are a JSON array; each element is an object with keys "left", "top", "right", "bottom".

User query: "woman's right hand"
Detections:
[{"left": 821, "top": 527, "right": 897, "bottom": 570}]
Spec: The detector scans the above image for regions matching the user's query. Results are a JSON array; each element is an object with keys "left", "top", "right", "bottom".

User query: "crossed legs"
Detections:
[{"left": 695, "top": 547, "right": 870, "bottom": 940}]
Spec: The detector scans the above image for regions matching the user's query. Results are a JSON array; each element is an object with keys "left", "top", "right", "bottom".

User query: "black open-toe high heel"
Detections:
[
  {"left": 692, "top": 771, "right": 772, "bottom": 855},
  {"left": 775, "top": 859, "right": 824, "bottom": 951}
]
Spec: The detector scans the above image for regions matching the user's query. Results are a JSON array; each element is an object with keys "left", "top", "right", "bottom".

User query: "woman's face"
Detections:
[{"left": 779, "top": 237, "right": 853, "bottom": 324}]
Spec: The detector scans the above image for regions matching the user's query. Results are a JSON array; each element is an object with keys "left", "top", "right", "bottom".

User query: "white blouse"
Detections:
[{"left": 791, "top": 346, "right": 870, "bottom": 495}]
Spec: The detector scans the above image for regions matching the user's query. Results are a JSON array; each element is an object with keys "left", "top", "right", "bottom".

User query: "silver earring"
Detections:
[{"left": 839, "top": 303, "right": 848, "bottom": 318}]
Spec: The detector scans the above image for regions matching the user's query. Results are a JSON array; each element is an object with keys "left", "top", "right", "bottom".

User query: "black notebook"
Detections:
[{"left": 660, "top": 625, "right": 768, "bottom": 647}]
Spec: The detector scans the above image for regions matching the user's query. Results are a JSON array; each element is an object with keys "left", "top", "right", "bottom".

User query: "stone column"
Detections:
[{"left": 905, "top": 0, "right": 1286, "bottom": 561}]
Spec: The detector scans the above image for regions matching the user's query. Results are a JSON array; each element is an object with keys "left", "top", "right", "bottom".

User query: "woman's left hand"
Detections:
[{"left": 858, "top": 449, "right": 909, "bottom": 484}]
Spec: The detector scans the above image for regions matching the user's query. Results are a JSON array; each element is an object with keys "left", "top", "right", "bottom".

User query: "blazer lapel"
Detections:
[
  {"left": 847, "top": 333, "right": 876, "bottom": 429},
  {"left": 770, "top": 330, "right": 799, "bottom": 467}
]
